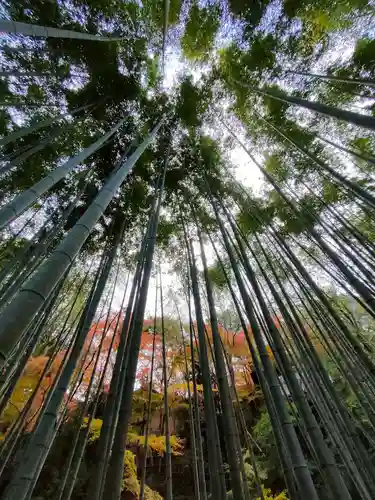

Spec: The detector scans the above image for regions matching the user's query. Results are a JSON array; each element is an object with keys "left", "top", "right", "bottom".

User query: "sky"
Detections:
[{"left": 161, "top": 44, "right": 265, "bottom": 191}]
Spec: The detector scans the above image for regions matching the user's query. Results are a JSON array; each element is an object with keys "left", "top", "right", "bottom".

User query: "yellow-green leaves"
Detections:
[{"left": 181, "top": 3, "right": 220, "bottom": 61}]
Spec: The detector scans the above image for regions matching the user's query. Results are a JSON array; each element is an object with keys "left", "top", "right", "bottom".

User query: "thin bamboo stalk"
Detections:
[
  {"left": 139, "top": 284, "right": 158, "bottom": 500},
  {"left": 0, "top": 102, "right": 93, "bottom": 148},
  {"left": 160, "top": 264, "right": 173, "bottom": 500},
  {"left": 0, "top": 20, "right": 123, "bottom": 42},
  {"left": 285, "top": 69, "right": 375, "bottom": 87}
]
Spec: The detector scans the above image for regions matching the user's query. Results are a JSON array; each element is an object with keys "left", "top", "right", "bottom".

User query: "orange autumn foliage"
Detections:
[
  {"left": 1, "top": 314, "right": 276, "bottom": 437},
  {"left": 1, "top": 353, "right": 65, "bottom": 432}
]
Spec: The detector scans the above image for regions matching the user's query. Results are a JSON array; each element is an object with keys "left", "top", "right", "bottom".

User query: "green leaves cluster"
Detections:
[
  {"left": 176, "top": 76, "right": 212, "bottom": 127},
  {"left": 181, "top": 3, "right": 220, "bottom": 61}
]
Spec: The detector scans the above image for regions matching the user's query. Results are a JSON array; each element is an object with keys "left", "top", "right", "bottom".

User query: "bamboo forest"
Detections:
[{"left": 2, "top": 0, "right": 375, "bottom": 499}]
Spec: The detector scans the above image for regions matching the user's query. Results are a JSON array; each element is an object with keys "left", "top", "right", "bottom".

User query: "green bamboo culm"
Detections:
[
  {"left": 163, "top": 0, "right": 170, "bottom": 62},
  {"left": 0, "top": 128, "right": 62, "bottom": 176},
  {"left": 207, "top": 235, "right": 264, "bottom": 500},
  {"left": 2, "top": 233, "right": 117, "bottom": 500},
  {"left": 0, "top": 102, "right": 93, "bottom": 149},
  {"left": 236, "top": 81, "right": 375, "bottom": 131},
  {"left": 0, "top": 190, "right": 85, "bottom": 306},
  {"left": 253, "top": 233, "right": 374, "bottom": 498},
  {"left": 223, "top": 204, "right": 352, "bottom": 500},
  {"left": 210, "top": 196, "right": 319, "bottom": 500},
  {"left": 197, "top": 224, "right": 245, "bottom": 500},
  {"left": 316, "top": 134, "right": 375, "bottom": 168},
  {"left": 0, "top": 116, "right": 127, "bottom": 229},
  {"left": 186, "top": 277, "right": 208, "bottom": 500},
  {"left": 212, "top": 242, "right": 294, "bottom": 500},
  {"left": 284, "top": 69, "right": 375, "bottom": 87},
  {"left": 219, "top": 113, "right": 375, "bottom": 318},
  {"left": 160, "top": 264, "right": 173, "bottom": 500},
  {"left": 139, "top": 284, "right": 158, "bottom": 500},
  {"left": 88, "top": 231, "right": 150, "bottom": 500},
  {"left": 0, "top": 117, "right": 166, "bottom": 369},
  {"left": 91, "top": 199, "right": 158, "bottom": 500},
  {"left": 103, "top": 147, "right": 169, "bottom": 500},
  {"left": 256, "top": 112, "right": 375, "bottom": 210},
  {"left": 0, "top": 264, "right": 71, "bottom": 402},
  {"left": 0, "top": 70, "right": 70, "bottom": 77},
  {"left": 0, "top": 19, "right": 123, "bottom": 41},
  {"left": 60, "top": 261, "right": 123, "bottom": 500},
  {"left": 176, "top": 303, "right": 201, "bottom": 500},
  {"left": 186, "top": 235, "right": 227, "bottom": 500}
]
